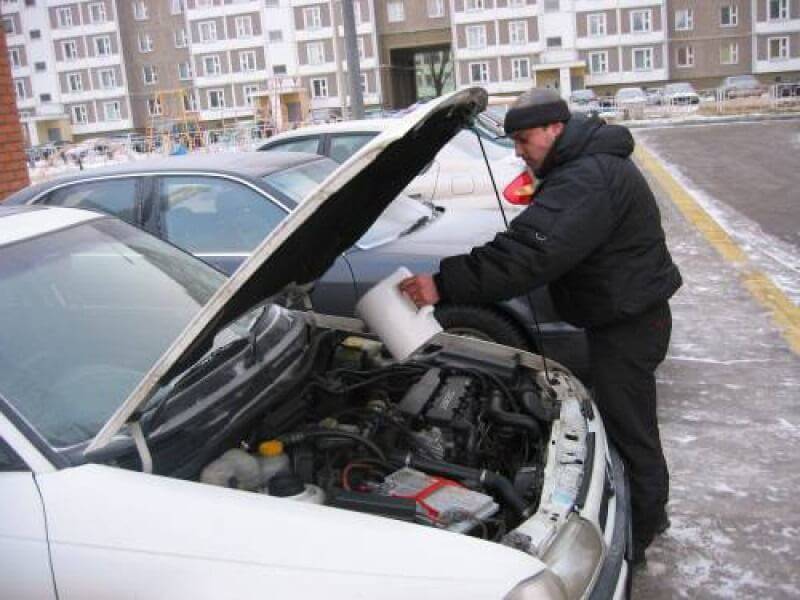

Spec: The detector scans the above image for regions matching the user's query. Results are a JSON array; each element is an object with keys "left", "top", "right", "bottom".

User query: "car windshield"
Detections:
[
  {"left": 665, "top": 83, "right": 694, "bottom": 94},
  {"left": 263, "top": 157, "right": 435, "bottom": 248},
  {"left": 730, "top": 76, "right": 758, "bottom": 86},
  {"left": 447, "top": 129, "right": 512, "bottom": 160},
  {"left": 0, "top": 219, "right": 226, "bottom": 448},
  {"left": 617, "top": 89, "right": 644, "bottom": 99}
]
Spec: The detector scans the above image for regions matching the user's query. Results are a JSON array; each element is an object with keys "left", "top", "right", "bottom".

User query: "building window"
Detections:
[
  {"left": 71, "top": 104, "right": 88, "bottom": 124},
  {"left": 138, "top": 32, "right": 153, "bottom": 52},
  {"left": 469, "top": 62, "right": 489, "bottom": 83},
  {"left": 632, "top": 47, "right": 653, "bottom": 71},
  {"left": 768, "top": 36, "right": 789, "bottom": 60},
  {"left": 56, "top": 7, "right": 73, "bottom": 27},
  {"left": 204, "top": 55, "right": 222, "bottom": 75},
  {"left": 588, "top": 51, "right": 608, "bottom": 74},
  {"left": 303, "top": 6, "right": 322, "bottom": 29},
  {"left": 208, "top": 89, "right": 226, "bottom": 108},
  {"left": 14, "top": 79, "right": 26, "bottom": 100},
  {"left": 88, "top": 2, "right": 107, "bottom": 23},
  {"left": 183, "top": 91, "right": 198, "bottom": 112},
  {"left": 630, "top": 10, "right": 652, "bottom": 33},
  {"left": 39, "top": 93, "right": 51, "bottom": 102},
  {"left": 465, "top": 0, "right": 484, "bottom": 10},
  {"left": 427, "top": 0, "right": 443, "bottom": 18},
  {"left": 357, "top": 36, "right": 365, "bottom": 59},
  {"left": 268, "top": 30, "right": 282, "bottom": 42},
  {"left": 273, "top": 64, "right": 287, "bottom": 74},
  {"left": 675, "top": 9, "right": 693, "bottom": 31},
  {"left": 243, "top": 84, "right": 259, "bottom": 106},
  {"left": 143, "top": 65, "right": 158, "bottom": 84},
  {"left": 239, "top": 50, "right": 257, "bottom": 71},
  {"left": 98, "top": 68, "right": 116, "bottom": 88},
  {"left": 510, "top": 0, "right": 526, "bottom": 7},
  {"left": 509, "top": 21, "right": 528, "bottom": 45},
  {"left": 387, "top": 1, "right": 404, "bottom": 22},
  {"left": 235, "top": 15, "right": 252, "bottom": 38},
  {"left": 720, "top": 5, "right": 738, "bottom": 27},
  {"left": 511, "top": 57, "right": 530, "bottom": 80},
  {"left": 546, "top": 37, "right": 562, "bottom": 48},
  {"left": 29, "top": 29, "right": 41, "bottom": 39},
  {"left": 174, "top": 28, "right": 188, "bottom": 48},
  {"left": 676, "top": 45, "right": 694, "bottom": 67},
  {"left": 132, "top": 1, "right": 147, "bottom": 20},
  {"left": 768, "top": 0, "right": 789, "bottom": 20},
  {"left": 66, "top": 72, "right": 83, "bottom": 92},
  {"left": 543, "top": 0, "right": 559, "bottom": 12},
  {"left": 8, "top": 47, "right": 21, "bottom": 68},
  {"left": 62, "top": 40, "right": 79, "bottom": 61},
  {"left": 588, "top": 13, "right": 606, "bottom": 37},
  {"left": 198, "top": 21, "right": 217, "bottom": 42},
  {"left": 94, "top": 36, "right": 112, "bottom": 56},
  {"left": 34, "top": 61, "right": 46, "bottom": 71},
  {"left": 360, "top": 72, "right": 368, "bottom": 94},
  {"left": 466, "top": 25, "right": 487, "bottom": 49},
  {"left": 196, "top": 0, "right": 211, "bottom": 8},
  {"left": 307, "top": 41, "right": 325, "bottom": 65},
  {"left": 311, "top": 77, "right": 328, "bottom": 97},
  {"left": 147, "top": 97, "right": 162, "bottom": 116},
  {"left": 170, "top": 0, "right": 182, "bottom": 14},
  {"left": 3, "top": 17, "right": 16, "bottom": 34},
  {"left": 720, "top": 42, "right": 739, "bottom": 64},
  {"left": 103, "top": 100, "right": 121, "bottom": 120},
  {"left": 178, "top": 61, "right": 192, "bottom": 79}
]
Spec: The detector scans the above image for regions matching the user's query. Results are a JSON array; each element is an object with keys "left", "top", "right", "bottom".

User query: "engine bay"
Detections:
[{"left": 197, "top": 331, "right": 593, "bottom": 549}]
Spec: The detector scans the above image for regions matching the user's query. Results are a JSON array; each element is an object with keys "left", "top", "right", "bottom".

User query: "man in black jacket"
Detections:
[{"left": 399, "top": 88, "right": 682, "bottom": 564}]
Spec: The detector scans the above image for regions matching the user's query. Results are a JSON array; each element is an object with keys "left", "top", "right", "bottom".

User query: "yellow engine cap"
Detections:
[{"left": 258, "top": 440, "right": 284, "bottom": 456}]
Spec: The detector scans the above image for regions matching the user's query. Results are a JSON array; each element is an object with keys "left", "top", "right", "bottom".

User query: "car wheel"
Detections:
[{"left": 434, "top": 304, "right": 530, "bottom": 350}]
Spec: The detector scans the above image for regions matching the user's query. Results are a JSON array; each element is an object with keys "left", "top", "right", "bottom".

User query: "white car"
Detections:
[
  {"left": 662, "top": 82, "right": 700, "bottom": 106},
  {"left": 0, "top": 90, "right": 629, "bottom": 599},
  {"left": 257, "top": 118, "right": 531, "bottom": 212}
]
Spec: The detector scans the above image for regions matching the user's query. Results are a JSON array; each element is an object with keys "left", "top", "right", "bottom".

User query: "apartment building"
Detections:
[
  {"left": 4, "top": 0, "right": 800, "bottom": 144},
  {"left": 2, "top": 0, "right": 132, "bottom": 145}
]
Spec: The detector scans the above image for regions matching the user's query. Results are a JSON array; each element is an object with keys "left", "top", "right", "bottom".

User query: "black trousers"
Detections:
[{"left": 587, "top": 301, "right": 672, "bottom": 551}]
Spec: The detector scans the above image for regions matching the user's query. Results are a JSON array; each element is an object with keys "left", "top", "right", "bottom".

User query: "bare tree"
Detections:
[{"left": 427, "top": 49, "right": 452, "bottom": 97}]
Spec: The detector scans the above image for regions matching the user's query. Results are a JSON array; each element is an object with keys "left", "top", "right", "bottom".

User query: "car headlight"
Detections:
[
  {"left": 504, "top": 570, "right": 568, "bottom": 600},
  {"left": 542, "top": 514, "right": 605, "bottom": 599}
]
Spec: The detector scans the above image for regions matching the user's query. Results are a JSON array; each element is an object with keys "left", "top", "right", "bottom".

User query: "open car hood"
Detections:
[{"left": 87, "top": 88, "right": 488, "bottom": 454}]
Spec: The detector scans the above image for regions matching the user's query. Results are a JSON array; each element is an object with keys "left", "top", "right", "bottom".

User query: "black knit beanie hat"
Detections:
[{"left": 504, "top": 88, "right": 571, "bottom": 135}]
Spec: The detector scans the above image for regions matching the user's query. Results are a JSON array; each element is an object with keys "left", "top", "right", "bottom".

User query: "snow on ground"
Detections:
[{"left": 638, "top": 146, "right": 800, "bottom": 306}]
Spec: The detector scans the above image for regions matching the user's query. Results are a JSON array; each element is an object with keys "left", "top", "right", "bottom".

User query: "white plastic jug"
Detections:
[{"left": 355, "top": 266, "right": 443, "bottom": 360}]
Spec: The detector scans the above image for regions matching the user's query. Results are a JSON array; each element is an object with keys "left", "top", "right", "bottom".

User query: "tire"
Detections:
[{"left": 434, "top": 304, "right": 530, "bottom": 351}]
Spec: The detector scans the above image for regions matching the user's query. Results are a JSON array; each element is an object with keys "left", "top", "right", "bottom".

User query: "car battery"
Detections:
[{"left": 378, "top": 467, "right": 498, "bottom": 534}]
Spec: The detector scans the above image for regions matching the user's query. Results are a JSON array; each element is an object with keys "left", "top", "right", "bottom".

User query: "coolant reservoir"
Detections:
[
  {"left": 257, "top": 440, "right": 290, "bottom": 489},
  {"left": 201, "top": 448, "right": 261, "bottom": 491}
]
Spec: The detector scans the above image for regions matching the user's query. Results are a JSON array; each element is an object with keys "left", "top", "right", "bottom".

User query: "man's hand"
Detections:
[{"left": 398, "top": 274, "right": 440, "bottom": 308}]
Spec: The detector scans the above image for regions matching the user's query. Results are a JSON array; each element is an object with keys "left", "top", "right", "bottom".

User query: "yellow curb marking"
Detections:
[{"left": 635, "top": 143, "right": 800, "bottom": 355}]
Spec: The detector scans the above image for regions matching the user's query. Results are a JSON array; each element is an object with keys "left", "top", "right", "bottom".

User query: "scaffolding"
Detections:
[{"left": 145, "top": 88, "right": 203, "bottom": 153}]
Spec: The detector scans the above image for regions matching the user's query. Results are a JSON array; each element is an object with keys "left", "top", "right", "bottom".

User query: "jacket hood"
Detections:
[{"left": 537, "top": 113, "right": 634, "bottom": 178}]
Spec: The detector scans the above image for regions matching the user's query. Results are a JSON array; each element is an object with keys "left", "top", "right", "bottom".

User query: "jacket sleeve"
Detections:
[{"left": 436, "top": 160, "right": 617, "bottom": 304}]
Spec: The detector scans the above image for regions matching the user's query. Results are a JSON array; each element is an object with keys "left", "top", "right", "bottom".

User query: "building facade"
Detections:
[{"left": 3, "top": 0, "right": 800, "bottom": 143}]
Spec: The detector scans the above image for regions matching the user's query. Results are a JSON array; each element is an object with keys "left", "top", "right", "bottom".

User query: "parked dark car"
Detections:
[
  {"left": 5, "top": 152, "right": 587, "bottom": 374},
  {"left": 719, "top": 75, "right": 766, "bottom": 99}
]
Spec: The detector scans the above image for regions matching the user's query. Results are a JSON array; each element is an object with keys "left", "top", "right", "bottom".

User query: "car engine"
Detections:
[{"left": 199, "top": 334, "right": 565, "bottom": 541}]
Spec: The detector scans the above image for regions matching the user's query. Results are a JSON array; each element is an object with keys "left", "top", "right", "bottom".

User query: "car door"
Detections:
[
  {"left": 37, "top": 176, "right": 145, "bottom": 227},
  {"left": 0, "top": 436, "right": 57, "bottom": 599},
  {"left": 153, "top": 175, "right": 288, "bottom": 275}
]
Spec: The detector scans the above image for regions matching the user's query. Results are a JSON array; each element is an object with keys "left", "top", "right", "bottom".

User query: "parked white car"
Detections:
[
  {"left": 662, "top": 82, "right": 700, "bottom": 106},
  {"left": 258, "top": 118, "right": 530, "bottom": 211},
  {"left": 0, "top": 90, "right": 629, "bottom": 599}
]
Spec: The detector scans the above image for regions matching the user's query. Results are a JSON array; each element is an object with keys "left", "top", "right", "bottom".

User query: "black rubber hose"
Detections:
[
  {"left": 280, "top": 430, "right": 387, "bottom": 463},
  {"left": 486, "top": 390, "right": 543, "bottom": 440},
  {"left": 518, "top": 377, "right": 559, "bottom": 423},
  {"left": 389, "top": 451, "right": 531, "bottom": 518}
]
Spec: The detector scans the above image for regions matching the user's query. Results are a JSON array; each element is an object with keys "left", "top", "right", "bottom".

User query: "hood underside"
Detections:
[{"left": 87, "top": 88, "right": 488, "bottom": 453}]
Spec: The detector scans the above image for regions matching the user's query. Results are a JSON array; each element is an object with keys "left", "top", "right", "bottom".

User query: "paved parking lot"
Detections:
[{"left": 630, "top": 121, "right": 800, "bottom": 598}]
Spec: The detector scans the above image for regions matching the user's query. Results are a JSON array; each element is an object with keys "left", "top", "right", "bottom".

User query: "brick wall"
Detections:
[{"left": 0, "top": 30, "right": 30, "bottom": 201}]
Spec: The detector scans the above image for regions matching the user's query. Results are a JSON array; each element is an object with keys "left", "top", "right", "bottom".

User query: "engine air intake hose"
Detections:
[
  {"left": 518, "top": 377, "right": 559, "bottom": 422},
  {"left": 389, "top": 451, "right": 532, "bottom": 518},
  {"left": 486, "top": 390, "right": 542, "bottom": 440}
]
